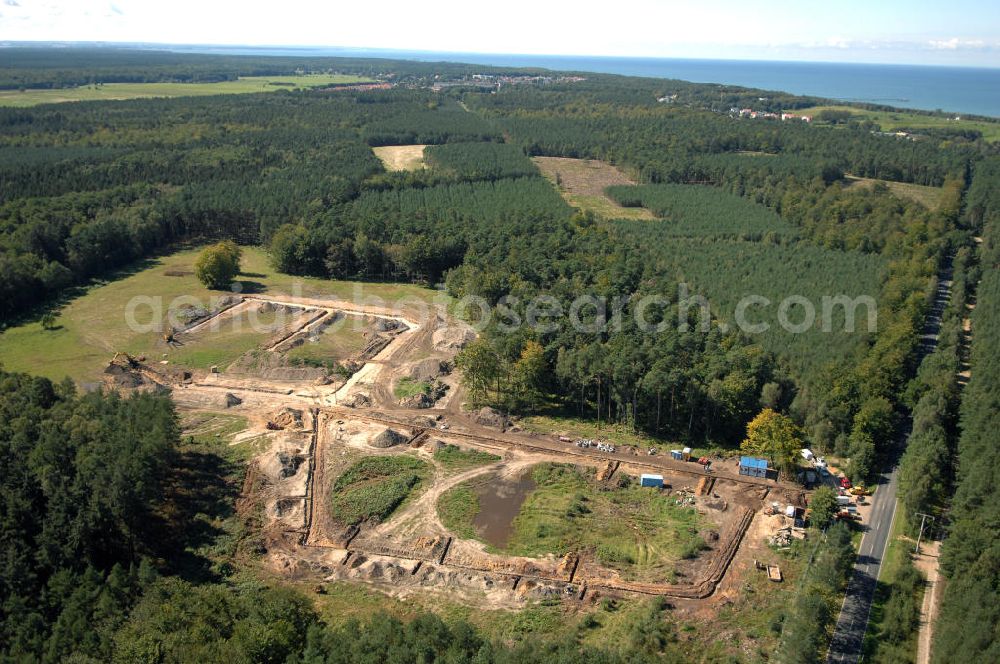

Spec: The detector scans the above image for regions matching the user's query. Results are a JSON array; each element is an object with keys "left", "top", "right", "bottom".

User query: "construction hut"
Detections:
[
  {"left": 640, "top": 473, "right": 664, "bottom": 488},
  {"left": 739, "top": 456, "right": 769, "bottom": 478}
]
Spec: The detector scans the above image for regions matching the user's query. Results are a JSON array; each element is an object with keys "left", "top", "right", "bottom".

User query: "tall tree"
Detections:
[{"left": 741, "top": 409, "right": 804, "bottom": 477}]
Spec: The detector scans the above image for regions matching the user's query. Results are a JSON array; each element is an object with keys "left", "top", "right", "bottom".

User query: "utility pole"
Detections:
[{"left": 914, "top": 512, "right": 935, "bottom": 554}]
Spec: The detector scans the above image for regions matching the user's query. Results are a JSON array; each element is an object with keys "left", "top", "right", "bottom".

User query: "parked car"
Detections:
[{"left": 840, "top": 477, "right": 852, "bottom": 489}]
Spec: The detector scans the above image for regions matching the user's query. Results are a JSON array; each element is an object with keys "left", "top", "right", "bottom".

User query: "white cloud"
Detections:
[{"left": 929, "top": 37, "right": 989, "bottom": 50}]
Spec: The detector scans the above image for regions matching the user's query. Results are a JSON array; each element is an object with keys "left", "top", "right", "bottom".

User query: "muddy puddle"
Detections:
[{"left": 472, "top": 469, "right": 536, "bottom": 548}]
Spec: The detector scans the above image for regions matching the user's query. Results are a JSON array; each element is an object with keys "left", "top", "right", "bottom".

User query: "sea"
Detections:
[{"left": 168, "top": 46, "right": 1000, "bottom": 118}]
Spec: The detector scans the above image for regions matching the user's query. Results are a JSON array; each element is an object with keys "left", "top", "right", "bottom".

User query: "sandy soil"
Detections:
[
  {"left": 373, "top": 145, "right": 427, "bottom": 171},
  {"left": 913, "top": 540, "right": 942, "bottom": 664},
  {"left": 532, "top": 156, "right": 657, "bottom": 220}
]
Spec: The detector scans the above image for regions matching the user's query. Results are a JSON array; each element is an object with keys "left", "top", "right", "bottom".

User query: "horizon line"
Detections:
[{"left": 4, "top": 40, "right": 1000, "bottom": 72}]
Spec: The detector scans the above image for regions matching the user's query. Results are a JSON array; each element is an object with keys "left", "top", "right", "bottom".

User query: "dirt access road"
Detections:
[{"left": 162, "top": 291, "right": 805, "bottom": 606}]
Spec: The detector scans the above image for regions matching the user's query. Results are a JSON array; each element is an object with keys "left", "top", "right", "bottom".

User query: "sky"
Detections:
[{"left": 1, "top": 0, "right": 999, "bottom": 67}]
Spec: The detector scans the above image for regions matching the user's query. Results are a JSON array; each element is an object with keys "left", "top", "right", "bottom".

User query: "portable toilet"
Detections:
[
  {"left": 682, "top": 447, "right": 693, "bottom": 461},
  {"left": 640, "top": 473, "right": 664, "bottom": 488},
  {"left": 670, "top": 449, "right": 683, "bottom": 461}
]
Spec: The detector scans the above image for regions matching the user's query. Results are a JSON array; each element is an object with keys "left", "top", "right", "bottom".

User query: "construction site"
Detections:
[{"left": 105, "top": 290, "right": 811, "bottom": 611}]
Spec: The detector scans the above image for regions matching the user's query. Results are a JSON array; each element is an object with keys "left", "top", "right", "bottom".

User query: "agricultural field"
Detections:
[
  {"left": 439, "top": 463, "right": 708, "bottom": 582},
  {"left": 330, "top": 455, "right": 430, "bottom": 526},
  {"left": 799, "top": 104, "right": 1000, "bottom": 142},
  {"left": 372, "top": 145, "right": 427, "bottom": 171},
  {"left": 0, "top": 74, "right": 373, "bottom": 107},
  {"left": 0, "top": 246, "right": 443, "bottom": 384},
  {"left": 844, "top": 175, "right": 945, "bottom": 209},
  {"left": 533, "top": 156, "right": 657, "bottom": 220}
]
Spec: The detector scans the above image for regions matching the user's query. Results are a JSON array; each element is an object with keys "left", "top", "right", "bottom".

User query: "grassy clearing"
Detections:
[
  {"left": 170, "top": 305, "right": 310, "bottom": 370},
  {"left": 442, "top": 463, "right": 707, "bottom": 582},
  {"left": 330, "top": 455, "right": 430, "bottom": 526},
  {"left": 395, "top": 377, "right": 432, "bottom": 399},
  {"left": 845, "top": 175, "right": 945, "bottom": 209},
  {"left": 0, "top": 245, "right": 446, "bottom": 384},
  {"left": 437, "top": 486, "right": 480, "bottom": 540},
  {"left": 679, "top": 546, "right": 809, "bottom": 661},
  {"left": 433, "top": 444, "right": 502, "bottom": 472},
  {"left": 372, "top": 145, "right": 427, "bottom": 171},
  {"left": 0, "top": 74, "right": 372, "bottom": 107},
  {"left": 284, "top": 315, "right": 370, "bottom": 366},
  {"left": 798, "top": 104, "right": 1000, "bottom": 142},
  {"left": 179, "top": 411, "right": 270, "bottom": 465},
  {"left": 533, "top": 156, "right": 657, "bottom": 220}
]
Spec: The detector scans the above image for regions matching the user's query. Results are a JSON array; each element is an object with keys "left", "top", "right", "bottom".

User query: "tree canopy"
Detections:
[
  {"left": 194, "top": 240, "right": 241, "bottom": 289},
  {"left": 741, "top": 409, "right": 804, "bottom": 476}
]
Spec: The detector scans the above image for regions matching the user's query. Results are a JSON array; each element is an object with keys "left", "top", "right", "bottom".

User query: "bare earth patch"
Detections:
[
  {"left": 373, "top": 145, "right": 428, "bottom": 171},
  {"left": 844, "top": 175, "right": 944, "bottom": 209},
  {"left": 533, "top": 156, "right": 656, "bottom": 220}
]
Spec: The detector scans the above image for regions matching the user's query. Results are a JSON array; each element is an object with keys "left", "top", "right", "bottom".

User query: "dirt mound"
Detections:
[
  {"left": 344, "top": 393, "right": 372, "bottom": 408},
  {"left": 369, "top": 428, "right": 407, "bottom": 448},
  {"left": 276, "top": 452, "right": 304, "bottom": 478},
  {"left": 257, "top": 301, "right": 300, "bottom": 315},
  {"left": 103, "top": 363, "right": 144, "bottom": 388},
  {"left": 432, "top": 325, "right": 476, "bottom": 350},
  {"left": 473, "top": 407, "right": 511, "bottom": 430},
  {"left": 228, "top": 348, "right": 328, "bottom": 381},
  {"left": 398, "top": 379, "right": 449, "bottom": 409},
  {"left": 272, "top": 407, "right": 304, "bottom": 429},
  {"left": 374, "top": 318, "right": 402, "bottom": 333},
  {"left": 406, "top": 358, "right": 451, "bottom": 382},
  {"left": 174, "top": 295, "right": 241, "bottom": 328},
  {"left": 224, "top": 393, "right": 242, "bottom": 408},
  {"left": 399, "top": 393, "right": 434, "bottom": 409}
]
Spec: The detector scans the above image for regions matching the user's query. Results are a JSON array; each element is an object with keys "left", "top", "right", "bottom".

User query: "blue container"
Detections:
[
  {"left": 640, "top": 473, "right": 664, "bottom": 488},
  {"left": 739, "top": 456, "right": 769, "bottom": 478}
]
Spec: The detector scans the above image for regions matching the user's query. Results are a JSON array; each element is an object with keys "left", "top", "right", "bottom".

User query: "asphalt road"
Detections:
[
  {"left": 826, "top": 466, "right": 900, "bottom": 662},
  {"left": 827, "top": 263, "right": 953, "bottom": 663}
]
